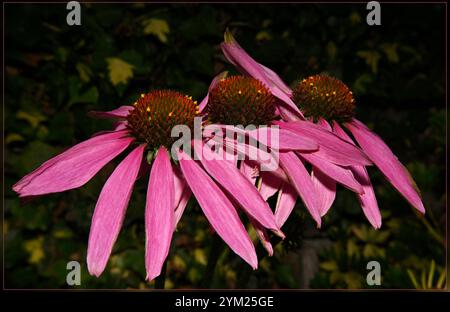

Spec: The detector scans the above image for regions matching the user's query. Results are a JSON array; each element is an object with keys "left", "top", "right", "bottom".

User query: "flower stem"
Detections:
[
  {"left": 236, "top": 236, "right": 283, "bottom": 288},
  {"left": 154, "top": 260, "right": 167, "bottom": 289},
  {"left": 201, "top": 233, "right": 225, "bottom": 288}
]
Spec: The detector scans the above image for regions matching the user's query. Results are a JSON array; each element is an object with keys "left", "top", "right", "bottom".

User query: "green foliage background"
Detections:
[{"left": 4, "top": 3, "right": 446, "bottom": 289}]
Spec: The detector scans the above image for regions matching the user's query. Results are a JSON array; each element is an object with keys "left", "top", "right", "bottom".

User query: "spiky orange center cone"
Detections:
[
  {"left": 292, "top": 75, "right": 355, "bottom": 123},
  {"left": 127, "top": 90, "right": 199, "bottom": 151},
  {"left": 206, "top": 76, "right": 276, "bottom": 126}
]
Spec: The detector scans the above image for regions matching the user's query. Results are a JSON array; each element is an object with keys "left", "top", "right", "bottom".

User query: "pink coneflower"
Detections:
[
  {"left": 220, "top": 31, "right": 425, "bottom": 229},
  {"left": 198, "top": 71, "right": 373, "bottom": 254},
  {"left": 13, "top": 89, "right": 284, "bottom": 280}
]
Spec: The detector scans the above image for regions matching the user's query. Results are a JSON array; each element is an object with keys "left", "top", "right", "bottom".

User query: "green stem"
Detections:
[
  {"left": 201, "top": 234, "right": 225, "bottom": 288},
  {"left": 154, "top": 260, "right": 167, "bottom": 289},
  {"left": 236, "top": 236, "right": 283, "bottom": 288}
]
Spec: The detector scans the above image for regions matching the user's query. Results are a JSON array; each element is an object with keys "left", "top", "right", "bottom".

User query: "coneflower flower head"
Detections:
[
  {"left": 293, "top": 75, "right": 355, "bottom": 123},
  {"left": 13, "top": 86, "right": 289, "bottom": 281},
  {"left": 127, "top": 90, "right": 199, "bottom": 151},
  {"left": 207, "top": 76, "right": 276, "bottom": 126},
  {"left": 219, "top": 30, "right": 425, "bottom": 230}
]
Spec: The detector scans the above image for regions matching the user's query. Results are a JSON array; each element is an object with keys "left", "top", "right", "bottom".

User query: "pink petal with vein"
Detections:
[
  {"left": 89, "top": 105, "right": 134, "bottom": 119},
  {"left": 145, "top": 147, "right": 175, "bottom": 281},
  {"left": 173, "top": 166, "right": 191, "bottom": 226},
  {"left": 346, "top": 118, "right": 424, "bottom": 213},
  {"left": 249, "top": 217, "right": 273, "bottom": 256},
  {"left": 87, "top": 144, "right": 145, "bottom": 277},
  {"left": 240, "top": 160, "right": 259, "bottom": 184},
  {"left": 279, "top": 151, "right": 321, "bottom": 226},
  {"left": 299, "top": 152, "right": 363, "bottom": 194},
  {"left": 274, "top": 120, "right": 371, "bottom": 166},
  {"left": 259, "top": 171, "right": 283, "bottom": 200},
  {"left": 174, "top": 187, "right": 192, "bottom": 227},
  {"left": 311, "top": 119, "right": 337, "bottom": 216},
  {"left": 178, "top": 150, "right": 258, "bottom": 269},
  {"left": 275, "top": 182, "right": 298, "bottom": 228},
  {"left": 248, "top": 127, "right": 319, "bottom": 151},
  {"left": 220, "top": 32, "right": 303, "bottom": 119},
  {"left": 13, "top": 131, "right": 133, "bottom": 196},
  {"left": 195, "top": 140, "right": 280, "bottom": 234},
  {"left": 199, "top": 71, "right": 229, "bottom": 112},
  {"left": 311, "top": 168, "right": 336, "bottom": 217},
  {"left": 333, "top": 121, "right": 382, "bottom": 228}
]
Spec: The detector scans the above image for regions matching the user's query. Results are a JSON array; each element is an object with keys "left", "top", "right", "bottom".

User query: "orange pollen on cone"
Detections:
[
  {"left": 126, "top": 90, "right": 199, "bottom": 150},
  {"left": 292, "top": 75, "right": 356, "bottom": 122}
]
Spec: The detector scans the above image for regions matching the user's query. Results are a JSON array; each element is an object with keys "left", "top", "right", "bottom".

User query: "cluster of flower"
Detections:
[{"left": 12, "top": 30, "right": 424, "bottom": 281}]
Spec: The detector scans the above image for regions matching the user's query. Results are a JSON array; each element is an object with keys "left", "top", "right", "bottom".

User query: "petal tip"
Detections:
[
  {"left": 87, "top": 262, "right": 104, "bottom": 278},
  {"left": 146, "top": 271, "right": 160, "bottom": 282},
  {"left": 224, "top": 28, "right": 235, "bottom": 44},
  {"left": 273, "top": 229, "right": 285, "bottom": 239}
]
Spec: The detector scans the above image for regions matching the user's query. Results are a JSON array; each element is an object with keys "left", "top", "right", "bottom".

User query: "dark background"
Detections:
[{"left": 3, "top": 3, "right": 446, "bottom": 289}]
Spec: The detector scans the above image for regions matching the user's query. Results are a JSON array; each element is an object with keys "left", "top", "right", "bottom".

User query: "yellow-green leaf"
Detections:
[
  {"left": 349, "top": 11, "right": 362, "bottom": 25},
  {"left": 256, "top": 31, "right": 272, "bottom": 41},
  {"left": 16, "top": 110, "right": 46, "bottom": 128},
  {"left": 327, "top": 41, "right": 337, "bottom": 60},
  {"left": 194, "top": 248, "right": 207, "bottom": 266},
  {"left": 6, "top": 133, "right": 24, "bottom": 144},
  {"left": 76, "top": 62, "right": 93, "bottom": 82},
  {"left": 330, "top": 271, "right": 341, "bottom": 284},
  {"left": 23, "top": 236, "right": 45, "bottom": 264},
  {"left": 173, "top": 254, "right": 187, "bottom": 271},
  {"left": 106, "top": 57, "right": 134, "bottom": 86},
  {"left": 53, "top": 229, "right": 73, "bottom": 239},
  {"left": 320, "top": 260, "right": 338, "bottom": 271},
  {"left": 347, "top": 239, "right": 359, "bottom": 258},
  {"left": 142, "top": 18, "right": 170, "bottom": 43},
  {"left": 357, "top": 50, "right": 381, "bottom": 73},
  {"left": 381, "top": 43, "right": 399, "bottom": 63}
]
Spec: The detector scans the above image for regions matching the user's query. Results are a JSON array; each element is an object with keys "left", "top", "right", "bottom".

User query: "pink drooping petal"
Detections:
[
  {"left": 113, "top": 121, "right": 128, "bottom": 131},
  {"left": 299, "top": 152, "right": 363, "bottom": 194},
  {"left": 279, "top": 151, "right": 321, "bottom": 227},
  {"left": 220, "top": 30, "right": 303, "bottom": 119},
  {"left": 273, "top": 120, "right": 371, "bottom": 166},
  {"left": 240, "top": 160, "right": 259, "bottom": 184},
  {"left": 194, "top": 140, "right": 281, "bottom": 235},
  {"left": 275, "top": 182, "right": 298, "bottom": 228},
  {"left": 352, "top": 165, "right": 382, "bottom": 229},
  {"left": 333, "top": 121, "right": 382, "bottom": 228},
  {"left": 311, "top": 168, "right": 336, "bottom": 217},
  {"left": 259, "top": 63, "right": 292, "bottom": 96},
  {"left": 309, "top": 118, "right": 337, "bottom": 216},
  {"left": 172, "top": 165, "right": 192, "bottom": 226},
  {"left": 13, "top": 131, "right": 134, "bottom": 196},
  {"left": 222, "top": 145, "right": 239, "bottom": 167},
  {"left": 207, "top": 134, "right": 278, "bottom": 171},
  {"left": 174, "top": 187, "right": 192, "bottom": 227},
  {"left": 316, "top": 117, "right": 332, "bottom": 131},
  {"left": 199, "top": 71, "right": 229, "bottom": 112},
  {"left": 87, "top": 144, "right": 145, "bottom": 277},
  {"left": 249, "top": 217, "right": 273, "bottom": 256},
  {"left": 248, "top": 127, "right": 319, "bottom": 151},
  {"left": 345, "top": 118, "right": 425, "bottom": 213},
  {"left": 178, "top": 150, "right": 258, "bottom": 269},
  {"left": 205, "top": 124, "right": 299, "bottom": 151},
  {"left": 259, "top": 171, "right": 283, "bottom": 201},
  {"left": 88, "top": 105, "right": 134, "bottom": 119},
  {"left": 276, "top": 100, "right": 304, "bottom": 121},
  {"left": 173, "top": 165, "right": 187, "bottom": 209},
  {"left": 145, "top": 147, "right": 175, "bottom": 281}
]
